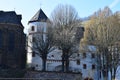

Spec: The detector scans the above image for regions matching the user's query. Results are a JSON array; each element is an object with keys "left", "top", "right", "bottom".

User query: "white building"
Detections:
[
  {"left": 27, "top": 9, "right": 98, "bottom": 80},
  {"left": 27, "top": 8, "right": 48, "bottom": 70},
  {"left": 79, "top": 45, "right": 99, "bottom": 80}
]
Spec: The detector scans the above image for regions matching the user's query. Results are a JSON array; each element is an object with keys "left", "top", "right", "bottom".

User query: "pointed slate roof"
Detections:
[{"left": 28, "top": 9, "right": 48, "bottom": 23}]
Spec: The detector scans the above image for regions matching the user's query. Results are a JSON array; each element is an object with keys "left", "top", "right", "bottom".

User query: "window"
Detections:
[
  {"left": 81, "top": 27, "right": 84, "bottom": 31},
  {"left": 8, "top": 32, "right": 15, "bottom": 51},
  {"left": 58, "top": 47, "right": 61, "bottom": 50},
  {"left": 91, "top": 53, "right": 95, "bottom": 58},
  {"left": 32, "top": 51, "right": 35, "bottom": 57},
  {"left": 83, "top": 64, "right": 87, "bottom": 69},
  {"left": 36, "top": 64, "right": 38, "bottom": 67},
  {"left": 92, "top": 64, "right": 95, "bottom": 69},
  {"left": 77, "top": 54, "right": 80, "bottom": 57},
  {"left": 51, "top": 55, "right": 54, "bottom": 57},
  {"left": 76, "top": 60, "right": 80, "bottom": 65},
  {"left": 32, "top": 37, "right": 36, "bottom": 42},
  {"left": 31, "top": 26, "right": 35, "bottom": 31},
  {"left": 83, "top": 52, "right": 86, "bottom": 58}
]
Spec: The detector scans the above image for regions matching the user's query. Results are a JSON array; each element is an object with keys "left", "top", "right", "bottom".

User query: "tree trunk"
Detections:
[
  {"left": 62, "top": 51, "right": 65, "bottom": 72},
  {"left": 42, "top": 59, "right": 46, "bottom": 71},
  {"left": 62, "top": 58, "right": 65, "bottom": 72},
  {"left": 65, "top": 54, "right": 69, "bottom": 72},
  {"left": 62, "top": 50, "right": 70, "bottom": 72},
  {"left": 103, "top": 48, "right": 109, "bottom": 80},
  {"left": 97, "top": 52, "right": 101, "bottom": 80},
  {"left": 113, "top": 67, "right": 117, "bottom": 79},
  {"left": 64, "top": 50, "right": 70, "bottom": 72},
  {"left": 66, "top": 59, "right": 69, "bottom": 72},
  {"left": 42, "top": 54, "right": 47, "bottom": 71}
]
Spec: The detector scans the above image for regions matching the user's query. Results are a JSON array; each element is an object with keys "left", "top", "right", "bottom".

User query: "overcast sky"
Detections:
[{"left": 0, "top": 0, "right": 120, "bottom": 33}]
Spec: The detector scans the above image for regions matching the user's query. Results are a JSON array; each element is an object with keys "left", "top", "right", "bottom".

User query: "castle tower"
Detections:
[
  {"left": 27, "top": 9, "right": 49, "bottom": 70},
  {"left": 28, "top": 8, "right": 48, "bottom": 34}
]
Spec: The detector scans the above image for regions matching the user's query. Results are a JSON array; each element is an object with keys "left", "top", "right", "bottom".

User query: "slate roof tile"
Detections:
[
  {"left": 0, "top": 11, "right": 23, "bottom": 26},
  {"left": 28, "top": 9, "right": 48, "bottom": 23}
]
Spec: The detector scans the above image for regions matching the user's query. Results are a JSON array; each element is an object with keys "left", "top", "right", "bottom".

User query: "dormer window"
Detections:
[{"left": 31, "top": 26, "right": 35, "bottom": 31}]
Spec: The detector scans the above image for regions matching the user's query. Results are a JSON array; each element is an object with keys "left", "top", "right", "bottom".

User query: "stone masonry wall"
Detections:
[{"left": 24, "top": 71, "right": 82, "bottom": 80}]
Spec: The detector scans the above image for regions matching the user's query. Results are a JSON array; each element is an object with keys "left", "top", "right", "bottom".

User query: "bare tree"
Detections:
[
  {"left": 82, "top": 7, "right": 120, "bottom": 79},
  {"left": 51, "top": 4, "right": 81, "bottom": 72},
  {"left": 28, "top": 22, "right": 55, "bottom": 71}
]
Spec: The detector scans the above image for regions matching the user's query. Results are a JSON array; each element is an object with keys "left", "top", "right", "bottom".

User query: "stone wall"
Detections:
[
  {"left": 0, "top": 23, "right": 26, "bottom": 69},
  {"left": 24, "top": 71, "right": 82, "bottom": 80}
]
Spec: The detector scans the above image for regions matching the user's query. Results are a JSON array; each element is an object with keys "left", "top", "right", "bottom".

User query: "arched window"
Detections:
[
  {"left": 0, "top": 30, "right": 2, "bottom": 48},
  {"left": 31, "top": 26, "right": 35, "bottom": 31},
  {"left": 8, "top": 32, "right": 15, "bottom": 51}
]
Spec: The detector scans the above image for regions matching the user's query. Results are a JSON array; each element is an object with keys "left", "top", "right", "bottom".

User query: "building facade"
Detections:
[
  {"left": 0, "top": 11, "right": 26, "bottom": 69},
  {"left": 27, "top": 9, "right": 49, "bottom": 69},
  {"left": 27, "top": 9, "right": 98, "bottom": 80}
]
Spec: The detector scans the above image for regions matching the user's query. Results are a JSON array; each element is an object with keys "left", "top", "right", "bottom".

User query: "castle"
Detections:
[
  {"left": 27, "top": 8, "right": 99, "bottom": 80},
  {"left": 0, "top": 7, "right": 119, "bottom": 80}
]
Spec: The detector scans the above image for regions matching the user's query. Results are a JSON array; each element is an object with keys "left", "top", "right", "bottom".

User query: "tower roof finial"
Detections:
[{"left": 40, "top": 3, "right": 42, "bottom": 9}]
